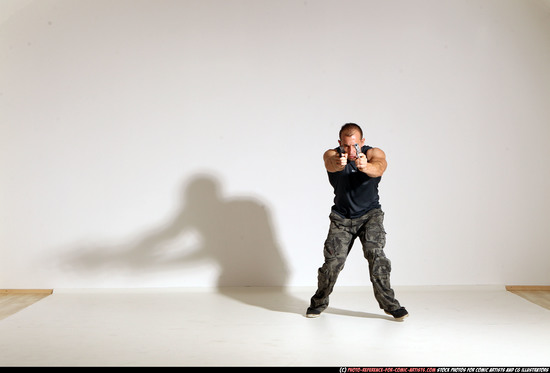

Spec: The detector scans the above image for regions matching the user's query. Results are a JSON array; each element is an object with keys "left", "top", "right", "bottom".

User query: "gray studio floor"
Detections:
[{"left": 0, "top": 286, "right": 549, "bottom": 366}]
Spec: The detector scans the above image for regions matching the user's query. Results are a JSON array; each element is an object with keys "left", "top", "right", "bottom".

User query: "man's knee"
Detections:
[
  {"left": 321, "top": 257, "right": 346, "bottom": 275},
  {"left": 371, "top": 255, "right": 392, "bottom": 280}
]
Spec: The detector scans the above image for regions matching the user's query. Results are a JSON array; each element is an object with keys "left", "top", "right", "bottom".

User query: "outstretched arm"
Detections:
[{"left": 356, "top": 147, "right": 387, "bottom": 177}]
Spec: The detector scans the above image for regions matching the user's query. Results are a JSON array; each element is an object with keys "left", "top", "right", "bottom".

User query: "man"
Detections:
[{"left": 306, "top": 123, "right": 408, "bottom": 321}]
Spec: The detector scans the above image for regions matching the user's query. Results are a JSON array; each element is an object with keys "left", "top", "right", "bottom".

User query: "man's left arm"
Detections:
[{"left": 356, "top": 147, "right": 387, "bottom": 178}]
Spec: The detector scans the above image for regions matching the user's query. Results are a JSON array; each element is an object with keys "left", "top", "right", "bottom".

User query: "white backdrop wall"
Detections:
[{"left": 1, "top": 0, "right": 550, "bottom": 289}]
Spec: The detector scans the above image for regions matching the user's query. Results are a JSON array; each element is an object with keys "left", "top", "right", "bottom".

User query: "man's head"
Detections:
[{"left": 338, "top": 123, "right": 365, "bottom": 160}]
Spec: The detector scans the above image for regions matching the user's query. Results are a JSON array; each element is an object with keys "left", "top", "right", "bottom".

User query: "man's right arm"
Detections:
[{"left": 324, "top": 149, "right": 347, "bottom": 173}]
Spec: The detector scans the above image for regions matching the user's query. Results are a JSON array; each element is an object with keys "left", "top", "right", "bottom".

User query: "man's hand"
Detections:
[
  {"left": 355, "top": 152, "right": 368, "bottom": 172},
  {"left": 324, "top": 149, "right": 347, "bottom": 173},
  {"left": 337, "top": 151, "right": 348, "bottom": 169}
]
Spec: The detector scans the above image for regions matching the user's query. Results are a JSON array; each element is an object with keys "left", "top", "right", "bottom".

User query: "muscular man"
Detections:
[{"left": 306, "top": 123, "right": 408, "bottom": 321}]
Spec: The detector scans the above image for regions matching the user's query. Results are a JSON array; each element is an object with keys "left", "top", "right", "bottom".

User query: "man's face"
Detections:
[{"left": 339, "top": 132, "right": 365, "bottom": 160}]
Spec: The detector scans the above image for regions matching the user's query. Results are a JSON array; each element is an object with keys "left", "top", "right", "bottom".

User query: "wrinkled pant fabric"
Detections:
[{"left": 310, "top": 208, "right": 402, "bottom": 312}]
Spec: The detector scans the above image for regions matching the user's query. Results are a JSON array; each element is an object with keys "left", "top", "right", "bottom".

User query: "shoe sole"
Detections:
[
  {"left": 306, "top": 313, "right": 321, "bottom": 318},
  {"left": 385, "top": 311, "right": 409, "bottom": 321}
]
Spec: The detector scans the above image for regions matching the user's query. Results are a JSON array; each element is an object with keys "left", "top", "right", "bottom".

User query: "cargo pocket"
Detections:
[
  {"left": 372, "top": 255, "right": 392, "bottom": 280},
  {"left": 363, "top": 211, "right": 386, "bottom": 249}
]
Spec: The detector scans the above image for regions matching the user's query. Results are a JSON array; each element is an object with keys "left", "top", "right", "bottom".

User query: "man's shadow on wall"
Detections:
[{"left": 63, "top": 174, "right": 306, "bottom": 315}]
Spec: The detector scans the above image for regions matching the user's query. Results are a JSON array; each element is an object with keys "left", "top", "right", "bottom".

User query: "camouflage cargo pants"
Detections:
[{"left": 309, "top": 208, "right": 401, "bottom": 313}]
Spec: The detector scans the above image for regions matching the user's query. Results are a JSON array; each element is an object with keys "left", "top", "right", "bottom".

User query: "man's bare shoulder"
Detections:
[{"left": 366, "top": 147, "right": 386, "bottom": 160}]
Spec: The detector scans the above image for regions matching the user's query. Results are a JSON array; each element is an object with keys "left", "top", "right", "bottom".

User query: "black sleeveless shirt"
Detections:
[{"left": 328, "top": 145, "right": 381, "bottom": 219}]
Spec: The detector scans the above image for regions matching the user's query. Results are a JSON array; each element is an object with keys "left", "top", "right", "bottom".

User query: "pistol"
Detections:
[
  {"left": 337, "top": 146, "right": 346, "bottom": 157},
  {"left": 354, "top": 144, "right": 362, "bottom": 157}
]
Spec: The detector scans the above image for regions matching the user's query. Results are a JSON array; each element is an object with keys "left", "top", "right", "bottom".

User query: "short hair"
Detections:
[{"left": 339, "top": 123, "right": 363, "bottom": 140}]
